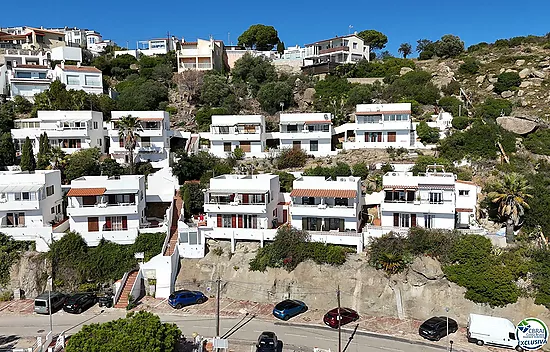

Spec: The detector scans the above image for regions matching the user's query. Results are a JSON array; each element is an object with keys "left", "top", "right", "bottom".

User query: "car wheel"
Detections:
[
  {"left": 106, "top": 302, "right": 112, "bottom": 308},
  {"left": 77, "top": 307, "right": 82, "bottom": 314},
  {"left": 515, "top": 346, "right": 524, "bottom": 352},
  {"left": 476, "top": 340, "right": 484, "bottom": 346},
  {"left": 196, "top": 298, "right": 205, "bottom": 304},
  {"left": 282, "top": 314, "right": 290, "bottom": 321},
  {"left": 175, "top": 303, "right": 182, "bottom": 309}
]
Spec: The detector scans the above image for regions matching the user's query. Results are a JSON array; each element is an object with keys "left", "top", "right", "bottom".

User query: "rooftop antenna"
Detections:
[{"left": 348, "top": 25, "right": 353, "bottom": 35}]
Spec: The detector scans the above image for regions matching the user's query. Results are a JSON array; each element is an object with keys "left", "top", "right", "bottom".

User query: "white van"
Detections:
[{"left": 467, "top": 314, "right": 523, "bottom": 351}]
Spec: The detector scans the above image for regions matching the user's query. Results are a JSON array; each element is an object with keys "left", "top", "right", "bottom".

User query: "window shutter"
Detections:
[
  {"left": 238, "top": 215, "right": 243, "bottom": 228},
  {"left": 302, "top": 217, "right": 307, "bottom": 230},
  {"left": 231, "top": 215, "right": 236, "bottom": 228},
  {"left": 411, "top": 214, "right": 417, "bottom": 227},
  {"left": 339, "top": 219, "right": 345, "bottom": 232},
  {"left": 243, "top": 194, "right": 249, "bottom": 204},
  {"left": 130, "top": 194, "right": 135, "bottom": 203},
  {"left": 217, "top": 214, "right": 222, "bottom": 227},
  {"left": 377, "top": 133, "right": 382, "bottom": 142},
  {"left": 122, "top": 216, "right": 128, "bottom": 230},
  {"left": 393, "top": 213, "right": 399, "bottom": 227},
  {"left": 105, "top": 216, "right": 111, "bottom": 229}
]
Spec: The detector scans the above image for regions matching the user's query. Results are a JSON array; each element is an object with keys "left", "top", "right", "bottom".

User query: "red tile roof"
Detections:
[
  {"left": 383, "top": 185, "right": 418, "bottom": 189},
  {"left": 16, "top": 64, "right": 49, "bottom": 69},
  {"left": 57, "top": 65, "right": 101, "bottom": 73},
  {"left": 456, "top": 208, "right": 474, "bottom": 213},
  {"left": 137, "top": 117, "right": 164, "bottom": 121},
  {"left": 67, "top": 187, "right": 106, "bottom": 197},
  {"left": 290, "top": 189, "right": 357, "bottom": 198},
  {"left": 456, "top": 180, "right": 477, "bottom": 186}
]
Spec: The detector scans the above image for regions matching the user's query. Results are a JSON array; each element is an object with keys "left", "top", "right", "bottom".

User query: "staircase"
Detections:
[
  {"left": 164, "top": 191, "right": 182, "bottom": 256},
  {"left": 114, "top": 270, "right": 138, "bottom": 308}
]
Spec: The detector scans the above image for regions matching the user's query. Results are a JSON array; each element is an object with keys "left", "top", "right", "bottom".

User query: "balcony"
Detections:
[
  {"left": 319, "top": 46, "right": 350, "bottom": 55},
  {"left": 67, "top": 202, "right": 139, "bottom": 216},
  {"left": 138, "top": 145, "right": 162, "bottom": 153},
  {"left": 203, "top": 202, "right": 267, "bottom": 215},
  {"left": 381, "top": 200, "right": 455, "bottom": 214},
  {"left": 291, "top": 203, "right": 357, "bottom": 218},
  {"left": 180, "top": 63, "right": 212, "bottom": 70}
]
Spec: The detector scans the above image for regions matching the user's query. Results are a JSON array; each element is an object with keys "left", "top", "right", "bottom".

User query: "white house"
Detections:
[
  {"left": 277, "top": 113, "right": 335, "bottom": 157},
  {"left": 115, "top": 38, "right": 177, "bottom": 58},
  {"left": 66, "top": 175, "right": 147, "bottom": 246},
  {"left": 369, "top": 166, "right": 479, "bottom": 236},
  {"left": 304, "top": 34, "right": 369, "bottom": 66},
  {"left": 11, "top": 110, "right": 105, "bottom": 156},
  {"left": 0, "top": 170, "right": 67, "bottom": 252},
  {"left": 343, "top": 103, "right": 415, "bottom": 149},
  {"left": 290, "top": 176, "right": 363, "bottom": 233},
  {"left": 53, "top": 63, "right": 103, "bottom": 95},
  {"left": 6, "top": 63, "right": 52, "bottom": 101},
  {"left": 208, "top": 115, "right": 266, "bottom": 158},
  {"left": 85, "top": 31, "right": 113, "bottom": 56},
  {"left": 176, "top": 38, "right": 225, "bottom": 72},
  {"left": 107, "top": 111, "right": 172, "bottom": 167}
]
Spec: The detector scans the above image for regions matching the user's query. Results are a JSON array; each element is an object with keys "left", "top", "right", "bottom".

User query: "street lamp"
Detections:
[
  {"left": 445, "top": 307, "right": 450, "bottom": 351},
  {"left": 279, "top": 102, "right": 284, "bottom": 112}
]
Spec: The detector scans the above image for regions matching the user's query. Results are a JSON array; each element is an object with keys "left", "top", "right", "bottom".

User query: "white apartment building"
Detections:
[
  {"left": 45, "top": 27, "right": 87, "bottom": 47},
  {"left": 85, "top": 31, "right": 113, "bottom": 55},
  {"left": 11, "top": 110, "right": 105, "bottom": 156},
  {"left": 372, "top": 167, "right": 479, "bottom": 235},
  {"left": 66, "top": 175, "right": 147, "bottom": 246},
  {"left": 108, "top": 111, "right": 172, "bottom": 167},
  {"left": 0, "top": 27, "right": 66, "bottom": 51},
  {"left": 0, "top": 170, "right": 67, "bottom": 252},
  {"left": 343, "top": 103, "right": 415, "bottom": 149},
  {"left": 208, "top": 115, "right": 266, "bottom": 158},
  {"left": 176, "top": 38, "right": 225, "bottom": 72},
  {"left": 302, "top": 34, "right": 369, "bottom": 74},
  {"left": 6, "top": 63, "right": 52, "bottom": 101},
  {"left": 276, "top": 113, "right": 335, "bottom": 157},
  {"left": 115, "top": 38, "right": 177, "bottom": 58},
  {"left": 53, "top": 63, "right": 103, "bottom": 94},
  {"left": 290, "top": 176, "right": 363, "bottom": 233},
  {"left": 197, "top": 174, "right": 281, "bottom": 248}
]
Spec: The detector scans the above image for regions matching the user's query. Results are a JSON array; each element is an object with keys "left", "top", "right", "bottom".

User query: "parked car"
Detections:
[
  {"left": 323, "top": 307, "right": 359, "bottom": 328},
  {"left": 63, "top": 293, "right": 97, "bottom": 314},
  {"left": 272, "top": 299, "right": 308, "bottom": 321},
  {"left": 256, "top": 331, "right": 278, "bottom": 352},
  {"left": 168, "top": 290, "right": 207, "bottom": 309},
  {"left": 98, "top": 292, "right": 114, "bottom": 308},
  {"left": 419, "top": 316, "right": 458, "bottom": 341},
  {"left": 34, "top": 291, "right": 66, "bottom": 315}
]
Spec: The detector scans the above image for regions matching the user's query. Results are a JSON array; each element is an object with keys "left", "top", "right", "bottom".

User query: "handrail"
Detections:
[{"left": 114, "top": 271, "right": 130, "bottom": 306}]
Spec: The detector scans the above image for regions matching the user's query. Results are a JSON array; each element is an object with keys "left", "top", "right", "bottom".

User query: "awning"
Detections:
[
  {"left": 0, "top": 184, "right": 42, "bottom": 193},
  {"left": 290, "top": 189, "right": 357, "bottom": 198},
  {"left": 138, "top": 117, "right": 163, "bottom": 121},
  {"left": 383, "top": 185, "right": 418, "bottom": 190},
  {"left": 456, "top": 208, "right": 473, "bottom": 213},
  {"left": 67, "top": 187, "right": 106, "bottom": 197},
  {"left": 104, "top": 189, "right": 139, "bottom": 195},
  {"left": 305, "top": 120, "right": 331, "bottom": 124},
  {"left": 418, "top": 185, "right": 455, "bottom": 190}
]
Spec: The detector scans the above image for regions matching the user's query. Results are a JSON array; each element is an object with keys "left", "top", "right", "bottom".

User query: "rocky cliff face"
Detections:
[
  {"left": 7, "top": 252, "right": 49, "bottom": 299},
  {"left": 177, "top": 242, "right": 550, "bottom": 327}
]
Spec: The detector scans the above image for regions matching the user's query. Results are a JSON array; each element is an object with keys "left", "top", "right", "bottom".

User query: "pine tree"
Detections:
[
  {"left": 36, "top": 132, "right": 51, "bottom": 170},
  {"left": 20, "top": 137, "right": 36, "bottom": 172}
]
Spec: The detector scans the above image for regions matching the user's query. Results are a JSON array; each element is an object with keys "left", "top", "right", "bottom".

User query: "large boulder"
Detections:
[
  {"left": 400, "top": 67, "right": 414, "bottom": 75},
  {"left": 410, "top": 256, "right": 444, "bottom": 280},
  {"left": 302, "top": 88, "right": 316, "bottom": 104},
  {"left": 519, "top": 68, "right": 531, "bottom": 79},
  {"left": 496, "top": 116, "right": 539, "bottom": 135},
  {"left": 501, "top": 90, "right": 514, "bottom": 98}
]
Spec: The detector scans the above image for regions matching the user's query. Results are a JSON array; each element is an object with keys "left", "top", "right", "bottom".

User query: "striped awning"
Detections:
[
  {"left": 290, "top": 189, "right": 357, "bottom": 198},
  {"left": 418, "top": 185, "right": 455, "bottom": 190},
  {"left": 383, "top": 185, "right": 418, "bottom": 190},
  {"left": 66, "top": 187, "right": 106, "bottom": 197}
]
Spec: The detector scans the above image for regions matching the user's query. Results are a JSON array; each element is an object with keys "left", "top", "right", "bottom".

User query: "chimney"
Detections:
[{"left": 61, "top": 60, "right": 65, "bottom": 69}]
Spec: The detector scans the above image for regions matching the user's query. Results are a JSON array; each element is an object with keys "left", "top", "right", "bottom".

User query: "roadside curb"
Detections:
[{"left": 274, "top": 321, "right": 463, "bottom": 351}]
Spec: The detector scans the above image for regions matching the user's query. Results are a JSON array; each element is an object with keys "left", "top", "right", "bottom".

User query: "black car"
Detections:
[
  {"left": 63, "top": 293, "right": 97, "bottom": 314},
  {"left": 256, "top": 331, "right": 279, "bottom": 352},
  {"left": 419, "top": 316, "right": 458, "bottom": 341},
  {"left": 98, "top": 292, "right": 114, "bottom": 308}
]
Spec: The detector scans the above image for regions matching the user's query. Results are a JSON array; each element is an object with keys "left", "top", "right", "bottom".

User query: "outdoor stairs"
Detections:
[
  {"left": 164, "top": 191, "right": 182, "bottom": 256},
  {"left": 114, "top": 270, "right": 138, "bottom": 308}
]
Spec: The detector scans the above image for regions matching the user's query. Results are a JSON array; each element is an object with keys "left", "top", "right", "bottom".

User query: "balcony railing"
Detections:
[
  {"left": 180, "top": 63, "right": 212, "bottom": 69},
  {"left": 68, "top": 202, "right": 136, "bottom": 208},
  {"left": 319, "top": 46, "right": 350, "bottom": 55},
  {"left": 206, "top": 200, "right": 267, "bottom": 206},
  {"left": 293, "top": 203, "right": 354, "bottom": 209},
  {"left": 102, "top": 226, "right": 129, "bottom": 232}
]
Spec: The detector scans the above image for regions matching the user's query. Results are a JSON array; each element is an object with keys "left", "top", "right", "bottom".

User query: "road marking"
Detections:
[
  {"left": 193, "top": 326, "right": 213, "bottom": 329},
  {"left": 285, "top": 333, "right": 308, "bottom": 338},
  {"left": 377, "top": 347, "right": 403, "bottom": 352}
]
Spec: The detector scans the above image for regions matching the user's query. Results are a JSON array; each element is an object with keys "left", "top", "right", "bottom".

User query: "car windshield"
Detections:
[
  {"left": 275, "top": 301, "right": 293, "bottom": 310},
  {"left": 423, "top": 318, "right": 443, "bottom": 327},
  {"left": 67, "top": 294, "right": 85, "bottom": 303}
]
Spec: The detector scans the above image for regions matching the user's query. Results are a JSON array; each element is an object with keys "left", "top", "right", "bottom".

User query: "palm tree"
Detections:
[
  {"left": 398, "top": 43, "right": 412, "bottom": 58},
  {"left": 116, "top": 115, "right": 143, "bottom": 174},
  {"left": 489, "top": 172, "right": 532, "bottom": 244},
  {"left": 50, "top": 147, "right": 66, "bottom": 170}
]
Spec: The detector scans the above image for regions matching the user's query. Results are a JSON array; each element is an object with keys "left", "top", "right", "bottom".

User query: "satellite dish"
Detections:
[{"left": 324, "top": 114, "right": 329, "bottom": 120}]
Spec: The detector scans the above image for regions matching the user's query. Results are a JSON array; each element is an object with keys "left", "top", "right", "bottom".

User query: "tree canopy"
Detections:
[
  {"left": 66, "top": 311, "right": 181, "bottom": 352},
  {"left": 64, "top": 148, "right": 101, "bottom": 182},
  {"left": 20, "top": 137, "right": 36, "bottom": 172},
  {"left": 357, "top": 30, "right": 388, "bottom": 51},
  {"left": 238, "top": 24, "right": 280, "bottom": 51}
]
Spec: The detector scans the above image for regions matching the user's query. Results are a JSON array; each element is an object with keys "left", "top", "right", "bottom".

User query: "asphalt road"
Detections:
[{"left": 0, "top": 311, "right": 448, "bottom": 352}]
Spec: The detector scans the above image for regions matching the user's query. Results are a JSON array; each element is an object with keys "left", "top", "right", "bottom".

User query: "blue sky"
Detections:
[{"left": 4, "top": 0, "right": 550, "bottom": 55}]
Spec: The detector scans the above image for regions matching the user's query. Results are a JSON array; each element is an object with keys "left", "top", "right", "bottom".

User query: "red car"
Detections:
[{"left": 323, "top": 307, "right": 359, "bottom": 328}]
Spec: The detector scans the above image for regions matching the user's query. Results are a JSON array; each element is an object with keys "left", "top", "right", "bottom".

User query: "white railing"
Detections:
[{"left": 114, "top": 271, "right": 130, "bottom": 306}]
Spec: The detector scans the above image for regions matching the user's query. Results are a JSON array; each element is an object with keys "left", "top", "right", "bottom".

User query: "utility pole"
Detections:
[
  {"left": 216, "top": 277, "right": 221, "bottom": 337},
  {"left": 342, "top": 324, "right": 359, "bottom": 352},
  {"left": 337, "top": 285, "right": 342, "bottom": 352}
]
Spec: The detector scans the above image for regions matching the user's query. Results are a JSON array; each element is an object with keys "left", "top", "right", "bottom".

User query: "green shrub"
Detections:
[
  {"left": 276, "top": 148, "right": 308, "bottom": 169},
  {"left": 257, "top": 81, "right": 294, "bottom": 114},
  {"left": 304, "top": 162, "right": 351, "bottom": 179},
  {"left": 458, "top": 58, "right": 480, "bottom": 75},
  {"left": 0, "top": 290, "right": 13, "bottom": 301},
  {"left": 407, "top": 228, "right": 457, "bottom": 259},
  {"left": 211, "top": 247, "right": 224, "bottom": 256},
  {"left": 418, "top": 50, "right": 435, "bottom": 60},
  {"left": 78, "top": 283, "right": 99, "bottom": 293},
  {"left": 0, "top": 233, "right": 32, "bottom": 287},
  {"left": 385, "top": 71, "right": 440, "bottom": 105},
  {"left": 416, "top": 121, "right": 440, "bottom": 144},
  {"left": 523, "top": 129, "right": 550, "bottom": 155},
  {"left": 476, "top": 98, "right": 513, "bottom": 119},
  {"left": 467, "top": 42, "right": 489, "bottom": 52},
  {"left": 451, "top": 116, "right": 470, "bottom": 130},
  {"left": 438, "top": 96, "right": 462, "bottom": 116},
  {"left": 493, "top": 72, "right": 522, "bottom": 94},
  {"left": 368, "top": 233, "right": 411, "bottom": 274},
  {"left": 352, "top": 162, "right": 369, "bottom": 179},
  {"left": 232, "top": 147, "right": 245, "bottom": 160},
  {"left": 441, "top": 81, "right": 461, "bottom": 96},
  {"left": 494, "top": 39, "right": 510, "bottom": 48}
]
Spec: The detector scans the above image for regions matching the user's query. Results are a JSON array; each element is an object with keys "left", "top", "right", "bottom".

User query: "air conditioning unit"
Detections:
[
  {"left": 324, "top": 114, "right": 329, "bottom": 120},
  {"left": 317, "top": 204, "right": 327, "bottom": 209}
]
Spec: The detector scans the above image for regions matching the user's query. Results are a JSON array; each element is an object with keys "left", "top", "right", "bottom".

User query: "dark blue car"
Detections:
[
  {"left": 272, "top": 299, "right": 308, "bottom": 320},
  {"left": 168, "top": 290, "right": 207, "bottom": 309}
]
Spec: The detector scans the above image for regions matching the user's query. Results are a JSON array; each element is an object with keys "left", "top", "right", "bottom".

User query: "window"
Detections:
[
  {"left": 188, "top": 232, "right": 200, "bottom": 245},
  {"left": 223, "top": 142, "right": 231, "bottom": 152},
  {"left": 14, "top": 193, "right": 21, "bottom": 201},
  {"left": 38, "top": 73, "right": 46, "bottom": 79},
  {"left": 239, "top": 141, "right": 251, "bottom": 152},
  {"left": 302, "top": 196, "right": 315, "bottom": 205},
  {"left": 399, "top": 214, "right": 410, "bottom": 227},
  {"left": 110, "top": 216, "right": 128, "bottom": 231},
  {"left": 46, "top": 185, "right": 54, "bottom": 196},
  {"left": 322, "top": 124, "right": 330, "bottom": 132},
  {"left": 360, "top": 115, "right": 382, "bottom": 123},
  {"left": 222, "top": 214, "right": 232, "bottom": 228},
  {"left": 293, "top": 141, "right": 301, "bottom": 149},
  {"left": 97, "top": 139, "right": 102, "bottom": 146},
  {"left": 51, "top": 207, "right": 55, "bottom": 214},
  {"left": 16, "top": 72, "right": 31, "bottom": 79},
  {"left": 286, "top": 124, "right": 298, "bottom": 133},
  {"left": 310, "top": 140, "right": 318, "bottom": 152},
  {"left": 218, "top": 126, "right": 230, "bottom": 134},
  {"left": 56, "top": 204, "right": 61, "bottom": 213},
  {"left": 141, "top": 136, "right": 151, "bottom": 147},
  {"left": 334, "top": 198, "right": 348, "bottom": 207},
  {"left": 6, "top": 213, "right": 25, "bottom": 226},
  {"left": 424, "top": 214, "right": 435, "bottom": 228},
  {"left": 93, "top": 121, "right": 98, "bottom": 129},
  {"left": 84, "top": 75, "right": 101, "bottom": 86},
  {"left": 22, "top": 192, "right": 29, "bottom": 200},
  {"left": 459, "top": 190, "right": 470, "bottom": 196},
  {"left": 352, "top": 42, "right": 357, "bottom": 49},
  {"left": 119, "top": 138, "right": 124, "bottom": 147},
  {"left": 88, "top": 217, "right": 99, "bottom": 232},
  {"left": 365, "top": 132, "right": 382, "bottom": 143},
  {"left": 387, "top": 132, "right": 396, "bottom": 142},
  {"left": 243, "top": 125, "right": 256, "bottom": 134},
  {"left": 66, "top": 75, "right": 80, "bottom": 85},
  {"left": 429, "top": 192, "right": 443, "bottom": 204},
  {"left": 327, "top": 218, "right": 344, "bottom": 231}
]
